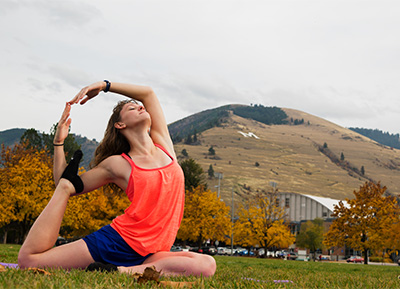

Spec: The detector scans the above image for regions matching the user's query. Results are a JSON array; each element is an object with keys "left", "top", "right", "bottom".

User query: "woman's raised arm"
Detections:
[
  {"left": 69, "top": 81, "right": 174, "bottom": 157},
  {"left": 53, "top": 103, "right": 72, "bottom": 185}
]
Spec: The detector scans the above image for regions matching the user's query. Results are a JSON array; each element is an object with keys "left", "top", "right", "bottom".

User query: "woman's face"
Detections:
[{"left": 118, "top": 102, "right": 151, "bottom": 129}]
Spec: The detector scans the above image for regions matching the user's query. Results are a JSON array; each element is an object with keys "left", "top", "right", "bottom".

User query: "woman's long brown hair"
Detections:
[{"left": 90, "top": 99, "right": 134, "bottom": 169}]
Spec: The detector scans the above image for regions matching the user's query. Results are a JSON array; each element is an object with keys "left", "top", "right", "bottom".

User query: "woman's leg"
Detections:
[
  {"left": 18, "top": 179, "right": 94, "bottom": 269},
  {"left": 118, "top": 251, "right": 216, "bottom": 277}
]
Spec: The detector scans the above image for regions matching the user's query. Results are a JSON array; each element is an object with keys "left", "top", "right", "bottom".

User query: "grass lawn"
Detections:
[{"left": 1, "top": 244, "right": 400, "bottom": 288}]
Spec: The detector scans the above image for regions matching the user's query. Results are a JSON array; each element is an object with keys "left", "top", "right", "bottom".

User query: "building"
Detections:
[{"left": 277, "top": 192, "right": 349, "bottom": 259}]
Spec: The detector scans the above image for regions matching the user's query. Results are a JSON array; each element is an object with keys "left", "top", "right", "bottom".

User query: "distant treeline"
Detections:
[
  {"left": 349, "top": 127, "right": 400, "bottom": 149},
  {"left": 232, "top": 104, "right": 288, "bottom": 125}
]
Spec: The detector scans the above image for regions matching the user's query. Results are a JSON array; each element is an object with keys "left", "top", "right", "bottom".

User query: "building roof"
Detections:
[{"left": 302, "top": 194, "right": 349, "bottom": 212}]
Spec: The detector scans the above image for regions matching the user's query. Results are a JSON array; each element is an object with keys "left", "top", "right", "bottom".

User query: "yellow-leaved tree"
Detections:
[
  {"left": 234, "top": 191, "right": 295, "bottom": 251},
  {"left": 0, "top": 142, "right": 130, "bottom": 243},
  {"left": 0, "top": 142, "right": 54, "bottom": 242},
  {"left": 177, "top": 186, "right": 231, "bottom": 248},
  {"left": 324, "top": 181, "right": 400, "bottom": 265},
  {"left": 61, "top": 184, "right": 130, "bottom": 238}
]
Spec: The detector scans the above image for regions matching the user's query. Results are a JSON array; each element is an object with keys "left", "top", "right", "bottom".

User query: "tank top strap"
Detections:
[
  {"left": 121, "top": 153, "right": 135, "bottom": 165},
  {"left": 154, "top": 144, "right": 175, "bottom": 161}
]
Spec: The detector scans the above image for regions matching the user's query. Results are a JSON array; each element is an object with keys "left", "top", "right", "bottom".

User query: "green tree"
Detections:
[
  {"left": 184, "top": 134, "right": 193, "bottom": 145},
  {"left": 208, "top": 165, "right": 214, "bottom": 179},
  {"left": 296, "top": 218, "right": 324, "bottom": 261},
  {"left": 181, "top": 149, "right": 188, "bottom": 157},
  {"left": 20, "top": 129, "right": 44, "bottom": 150},
  {"left": 42, "top": 123, "right": 80, "bottom": 161},
  {"left": 340, "top": 152, "right": 345, "bottom": 161},
  {"left": 20, "top": 124, "right": 80, "bottom": 162},
  {"left": 208, "top": 146, "right": 215, "bottom": 156},
  {"left": 324, "top": 181, "right": 399, "bottom": 265},
  {"left": 179, "top": 158, "right": 207, "bottom": 191}
]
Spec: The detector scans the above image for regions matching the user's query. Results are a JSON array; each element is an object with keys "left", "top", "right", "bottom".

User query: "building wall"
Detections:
[{"left": 278, "top": 192, "right": 333, "bottom": 222}]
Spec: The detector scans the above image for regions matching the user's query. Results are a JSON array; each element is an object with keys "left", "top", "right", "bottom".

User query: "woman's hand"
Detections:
[
  {"left": 53, "top": 103, "right": 72, "bottom": 145},
  {"left": 69, "top": 81, "right": 106, "bottom": 105}
]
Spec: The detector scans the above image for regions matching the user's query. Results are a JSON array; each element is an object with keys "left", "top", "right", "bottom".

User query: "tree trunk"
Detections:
[
  {"left": 2, "top": 230, "right": 7, "bottom": 244},
  {"left": 364, "top": 250, "right": 368, "bottom": 265}
]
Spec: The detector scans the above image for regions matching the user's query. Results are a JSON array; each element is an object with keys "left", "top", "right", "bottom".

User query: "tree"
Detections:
[
  {"left": 177, "top": 186, "right": 231, "bottom": 248},
  {"left": 296, "top": 218, "right": 325, "bottom": 261},
  {"left": 42, "top": 123, "right": 81, "bottom": 161},
  {"left": 0, "top": 142, "right": 54, "bottom": 242},
  {"left": 234, "top": 191, "right": 294, "bottom": 252},
  {"left": 340, "top": 152, "right": 345, "bottom": 161},
  {"left": 184, "top": 134, "right": 193, "bottom": 145},
  {"left": 21, "top": 124, "right": 81, "bottom": 162},
  {"left": 208, "top": 146, "right": 215, "bottom": 156},
  {"left": 180, "top": 158, "right": 207, "bottom": 191},
  {"left": 361, "top": 166, "right": 365, "bottom": 175},
  {"left": 0, "top": 141, "right": 130, "bottom": 243},
  {"left": 181, "top": 149, "right": 188, "bottom": 157},
  {"left": 61, "top": 184, "right": 129, "bottom": 238},
  {"left": 20, "top": 129, "right": 44, "bottom": 150},
  {"left": 208, "top": 165, "right": 214, "bottom": 179},
  {"left": 324, "top": 181, "right": 399, "bottom": 265}
]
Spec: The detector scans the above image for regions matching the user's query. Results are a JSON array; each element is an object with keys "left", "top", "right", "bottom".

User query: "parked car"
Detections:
[
  {"left": 217, "top": 247, "right": 227, "bottom": 255},
  {"left": 55, "top": 237, "right": 67, "bottom": 246},
  {"left": 170, "top": 245, "right": 183, "bottom": 252},
  {"left": 287, "top": 252, "right": 298, "bottom": 260},
  {"left": 346, "top": 256, "right": 364, "bottom": 263},
  {"left": 189, "top": 246, "right": 217, "bottom": 255},
  {"left": 238, "top": 250, "right": 255, "bottom": 257},
  {"left": 234, "top": 248, "right": 246, "bottom": 255},
  {"left": 202, "top": 247, "right": 217, "bottom": 255}
]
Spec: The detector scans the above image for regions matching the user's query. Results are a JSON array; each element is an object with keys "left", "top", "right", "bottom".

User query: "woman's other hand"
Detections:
[
  {"left": 69, "top": 81, "right": 106, "bottom": 105},
  {"left": 53, "top": 102, "right": 72, "bottom": 145}
]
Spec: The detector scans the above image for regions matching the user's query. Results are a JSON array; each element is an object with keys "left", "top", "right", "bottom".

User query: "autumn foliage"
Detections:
[
  {"left": 234, "top": 191, "right": 294, "bottom": 251},
  {"left": 0, "top": 142, "right": 54, "bottom": 242},
  {"left": 0, "top": 142, "right": 129, "bottom": 243},
  {"left": 177, "top": 186, "right": 231, "bottom": 247},
  {"left": 324, "top": 181, "right": 400, "bottom": 264}
]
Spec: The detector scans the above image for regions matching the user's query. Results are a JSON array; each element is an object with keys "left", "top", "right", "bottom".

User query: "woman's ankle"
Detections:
[{"left": 56, "top": 179, "right": 76, "bottom": 196}]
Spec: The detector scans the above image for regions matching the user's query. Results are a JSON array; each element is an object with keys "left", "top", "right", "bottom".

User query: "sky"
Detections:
[{"left": 1, "top": 0, "right": 399, "bottom": 141}]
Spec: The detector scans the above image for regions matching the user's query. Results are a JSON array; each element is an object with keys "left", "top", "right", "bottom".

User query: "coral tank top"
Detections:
[{"left": 111, "top": 144, "right": 185, "bottom": 256}]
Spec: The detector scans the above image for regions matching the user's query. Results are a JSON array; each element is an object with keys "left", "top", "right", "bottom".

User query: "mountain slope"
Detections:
[
  {"left": 173, "top": 107, "right": 400, "bottom": 203},
  {"left": 2, "top": 106, "right": 399, "bottom": 204}
]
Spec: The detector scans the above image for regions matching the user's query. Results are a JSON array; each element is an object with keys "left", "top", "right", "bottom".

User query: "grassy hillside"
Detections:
[
  {"left": 174, "top": 107, "right": 400, "bottom": 204},
  {"left": 2, "top": 105, "right": 399, "bottom": 205}
]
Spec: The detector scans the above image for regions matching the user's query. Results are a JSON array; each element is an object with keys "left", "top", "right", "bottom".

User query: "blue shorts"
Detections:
[{"left": 82, "top": 225, "right": 152, "bottom": 266}]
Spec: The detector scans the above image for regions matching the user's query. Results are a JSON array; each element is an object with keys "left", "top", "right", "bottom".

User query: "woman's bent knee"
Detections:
[
  {"left": 18, "top": 250, "right": 36, "bottom": 269},
  {"left": 199, "top": 254, "right": 216, "bottom": 277}
]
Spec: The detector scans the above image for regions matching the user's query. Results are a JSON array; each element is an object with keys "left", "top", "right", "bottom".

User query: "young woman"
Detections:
[{"left": 18, "top": 81, "right": 216, "bottom": 277}]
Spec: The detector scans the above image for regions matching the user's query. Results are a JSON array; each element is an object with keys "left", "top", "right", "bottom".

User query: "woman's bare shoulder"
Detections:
[{"left": 98, "top": 154, "right": 131, "bottom": 176}]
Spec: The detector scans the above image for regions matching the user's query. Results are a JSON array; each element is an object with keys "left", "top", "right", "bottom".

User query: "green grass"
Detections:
[{"left": 1, "top": 244, "right": 400, "bottom": 288}]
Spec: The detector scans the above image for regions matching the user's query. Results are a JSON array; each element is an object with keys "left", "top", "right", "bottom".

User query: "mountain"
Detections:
[
  {"left": 170, "top": 106, "right": 400, "bottom": 203},
  {"left": 0, "top": 128, "right": 27, "bottom": 147},
  {"left": 2, "top": 105, "right": 399, "bottom": 205},
  {"left": 0, "top": 128, "right": 98, "bottom": 169}
]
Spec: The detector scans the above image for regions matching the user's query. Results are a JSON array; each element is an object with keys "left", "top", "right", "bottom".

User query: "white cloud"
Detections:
[{"left": 1, "top": 0, "right": 400, "bottom": 139}]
